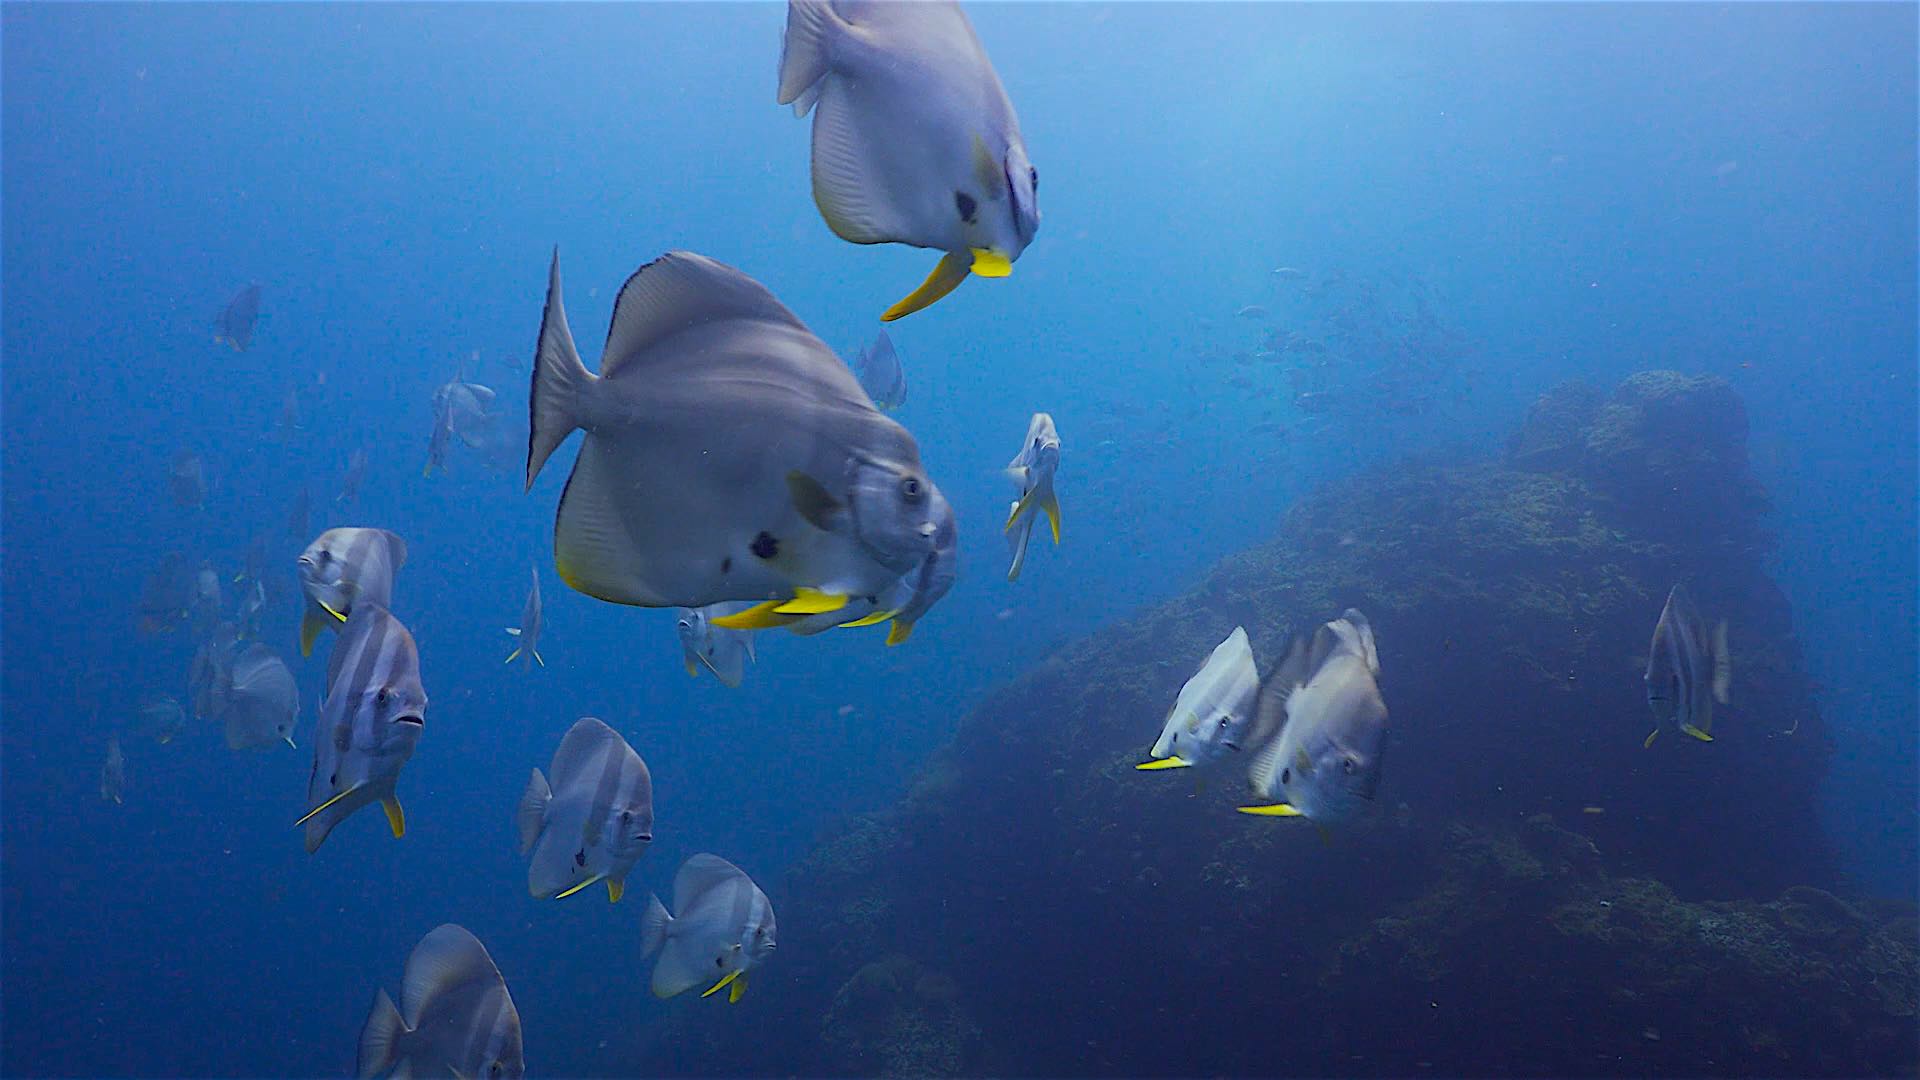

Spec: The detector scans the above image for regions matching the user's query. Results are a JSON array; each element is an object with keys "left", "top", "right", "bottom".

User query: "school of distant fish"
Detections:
[{"left": 103, "top": 4, "right": 1735, "bottom": 1076}]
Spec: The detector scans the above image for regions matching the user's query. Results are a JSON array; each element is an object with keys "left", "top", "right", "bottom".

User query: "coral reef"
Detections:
[{"left": 647, "top": 373, "right": 1912, "bottom": 1077}]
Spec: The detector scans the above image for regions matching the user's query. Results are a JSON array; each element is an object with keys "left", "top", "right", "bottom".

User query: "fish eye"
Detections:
[
  {"left": 899, "top": 477, "right": 923, "bottom": 501},
  {"left": 1342, "top": 758, "right": 1356, "bottom": 774},
  {"left": 376, "top": 687, "right": 391, "bottom": 706}
]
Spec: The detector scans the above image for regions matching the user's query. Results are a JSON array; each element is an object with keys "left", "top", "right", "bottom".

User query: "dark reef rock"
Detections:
[{"left": 643, "top": 372, "right": 1914, "bottom": 1078}]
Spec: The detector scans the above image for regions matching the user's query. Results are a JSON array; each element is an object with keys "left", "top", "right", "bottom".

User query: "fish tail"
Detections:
[
  {"left": 355, "top": 988, "right": 408, "bottom": 1080},
  {"left": 776, "top": 1, "right": 837, "bottom": 112},
  {"left": 526, "top": 247, "right": 597, "bottom": 491}
]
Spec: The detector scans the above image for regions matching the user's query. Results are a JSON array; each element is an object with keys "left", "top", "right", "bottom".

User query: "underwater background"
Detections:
[{"left": 2, "top": 3, "right": 1914, "bottom": 1077}]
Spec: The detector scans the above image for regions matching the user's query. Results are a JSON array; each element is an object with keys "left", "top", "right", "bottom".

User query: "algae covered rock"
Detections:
[{"left": 657, "top": 372, "right": 1910, "bottom": 1078}]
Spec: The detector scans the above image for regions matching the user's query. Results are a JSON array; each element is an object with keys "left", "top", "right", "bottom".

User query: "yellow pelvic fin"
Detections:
[
  {"left": 533, "top": 651, "right": 546, "bottom": 668},
  {"left": 381, "top": 796, "right": 406, "bottom": 838},
  {"left": 773, "top": 588, "right": 847, "bottom": 615},
  {"left": 299, "top": 608, "right": 327, "bottom": 658},
  {"left": 320, "top": 600, "right": 348, "bottom": 623},
  {"left": 885, "top": 619, "right": 915, "bottom": 647},
  {"left": 503, "top": 648, "right": 522, "bottom": 665},
  {"left": 1134, "top": 757, "right": 1192, "bottom": 771},
  {"left": 1681, "top": 724, "right": 1714, "bottom": 743},
  {"left": 1643, "top": 730, "right": 1659, "bottom": 749},
  {"left": 881, "top": 252, "right": 970, "bottom": 322},
  {"left": 684, "top": 657, "right": 699, "bottom": 677},
  {"left": 1004, "top": 492, "right": 1031, "bottom": 532},
  {"left": 729, "top": 972, "right": 748, "bottom": 1004},
  {"left": 1041, "top": 493, "right": 1062, "bottom": 544},
  {"left": 607, "top": 878, "right": 625, "bottom": 903},
  {"left": 711, "top": 599, "right": 802, "bottom": 631},
  {"left": 969, "top": 247, "right": 1013, "bottom": 277},
  {"left": 294, "top": 782, "right": 364, "bottom": 827},
  {"left": 1236, "top": 803, "right": 1306, "bottom": 817},
  {"left": 552, "top": 873, "right": 606, "bottom": 901},
  {"left": 701, "top": 970, "right": 742, "bottom": 999},
  {"left": 838, "top": 608, "right": 897, "bottom": 629}
]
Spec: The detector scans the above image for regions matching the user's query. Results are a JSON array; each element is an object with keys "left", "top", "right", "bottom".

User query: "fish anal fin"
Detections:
[{"left": 381, "top": 796, "right": 406, "bottom": 838}]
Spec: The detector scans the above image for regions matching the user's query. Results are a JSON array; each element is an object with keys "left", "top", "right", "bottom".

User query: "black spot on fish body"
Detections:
[
  {"left": 574, "top": 849, "right": 586, "bottom": 868},
  {"left": 954, "top": 191, "right": 977, "bottom": 224},
  {"left": 1281, "top": 767, "right": 1291, "bottom": 785},
  {"left": 720, "top": 556, "right": 733, "bottom": 574},
  {"left": 751, "top": 532, "right": 779, "bottom": 560}
]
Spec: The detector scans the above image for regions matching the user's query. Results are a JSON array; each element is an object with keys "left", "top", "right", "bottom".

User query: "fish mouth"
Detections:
[{"left": 394, "top": 714, "right": 424, "bottom": 727}]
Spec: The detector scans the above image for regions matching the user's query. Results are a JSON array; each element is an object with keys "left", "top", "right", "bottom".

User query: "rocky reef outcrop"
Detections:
[{"left": 640, "top": 372, "right": 1913, "bottom": 1077}]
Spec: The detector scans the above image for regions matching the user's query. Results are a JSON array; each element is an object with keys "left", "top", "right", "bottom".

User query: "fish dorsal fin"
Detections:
[
  {"left": 1339, "top": 609, "right": 1380, "bottom": 675},
  {"left": 673, "top": 852, "right": 750, "bottom": 914},
  {"left": 548, "top": 717, "right": 623, "bottom": 787},
  {"left": 380, "top": 530, "right": 409, "bottom": 572},
  {"left": 228, "top": 642, "right": 280, "bottom": 692},
  {"left": 598, "top": 253, "right": 809, "bottom": 379},
  {"left": 401, "top": 924, "right": 498, "bottom": 1025}
]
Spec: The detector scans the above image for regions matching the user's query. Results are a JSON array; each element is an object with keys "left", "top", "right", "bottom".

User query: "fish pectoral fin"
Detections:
[
  {"left": 1643, "top": 730, "right": 1659, "bottom": 749},
  {"left": 787, "top": 471, "right": 847, "bottom": 532},
  {"left": 773, "top": 588, "right": 847, "bottom": 615},
  {"left": 1681, "top": 724, "right": 1715, "bottom": 743},
  {"left": 380, "top": 796, "right": 406, "bottom": 838},
  {"left": 504, "top": 627, "right": 521, "bottom": 636},
  {"left": 701, "top": 970, "right": 743, "bottom": 999},
  {"left": 294, "top": 782, "right": 365, "bottom": 827},
  {"left": 838, "top": 609, "right": 897, "bottom": 629},
  {"left": 607, "top": 878, "right": 625, "bottom": 903},
  {"left": 1134, "top": 757, "right": 1192, "bottom": 771},
  {"left": 1236, "top": 803, "right": 1305, "bottom": 817},
  {"left": 712, "top": 600, "right": 803, "bottom": 631},
  {"left": 552, "top": 874, "right": 606, "bottom": 901},
  {"left": 969, "top": 248, "right": 1013, "bottom": 278},
  {"left": 729, "top": 972, "right": 749, "bottom": 1004},
  {"left": 882, "top": 252, "right": 971, "bottom": 322},
  {"left": 885, "top": 619, "right": 915, "bottom": 647}
]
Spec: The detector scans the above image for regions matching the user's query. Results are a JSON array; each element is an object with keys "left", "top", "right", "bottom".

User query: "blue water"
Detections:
[{"left": 3, "top": 4, "right": 1913, "bottom": 1076}]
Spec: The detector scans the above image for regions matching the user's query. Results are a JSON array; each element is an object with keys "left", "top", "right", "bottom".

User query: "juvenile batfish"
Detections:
[
  {"left": 297, "top": 602, "right": 426, "bottom": 854},
  {"left": 640, "top": 853, "right": 777, "bottom": 1003},
  {"left": 139, "top": 693, "right": 186, "bottom": 745},
  {"left": 1137, "top": 626, "right": 1260, "bottom": 772},
  {"left": 337, "top": 448, "right": 370, "bottom": 505},
  {"left": 1241, "top": 609, "right": 1388, "bottom": 825},
  {"left": 214, "top": 283, "right": 261, "bottom": 352},
  {"left": 424, "top": 371, "right": 498, "bottom": 476},
  {"left": 777, "top": 0, "right": 1040, "bottom": 321},
  {"left": 137, "top": 552, "right": 194, "bottom": 635},
  {"left": 516, "top": 717, "right": 654, "bottom": 902},
  {"left": 170, "top": 449, "right": 207, "bottom": 509},
  {"left": 223, "top": 643, "right": 299, "bottom": 750},
  {"left": 676, "top": 604, "right": 758, "bottom": 688},
  {"left": 526, "top": 250, "right": 952, "bottom": 627},
  {"left": 356, "top": 924, "right": 525, "bottom": 1080},
  {"left": 235, "top": 577, "right": 267, "bottom": 641},
  {"left": 296, "top": 528, "right": 408, "bottom": 658},
  {"left": 101, "top": 737, "right": 126, "bottom": 804},
  {"left": 503, "top": 566, "right": 545, "bottom": 669},
  {"left": 188, "top": 623, "right": 239, "bottom": 722},
  {"left": 1643, "top": 583, "right": 1731, "bottom": 747},
  {"left": 854, "top": 330, "right": 906, "bottom": 411},
  {"left": 1004, "top": 412, "right": 1060, "bottom": 582}
]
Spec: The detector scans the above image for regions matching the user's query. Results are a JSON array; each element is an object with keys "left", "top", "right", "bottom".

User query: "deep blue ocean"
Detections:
[{"left": 3, "top": 4, "right": 1914, "bottom": 1077}]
